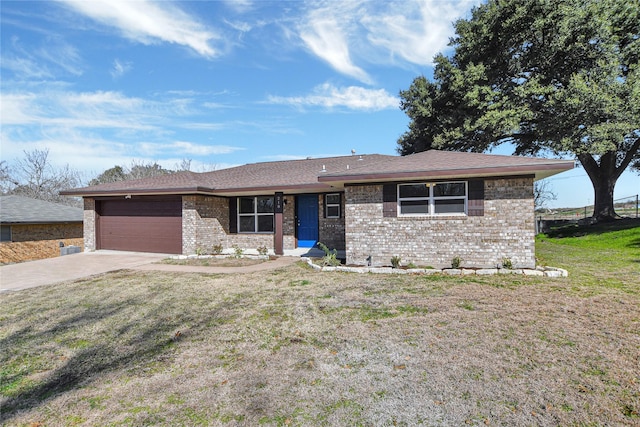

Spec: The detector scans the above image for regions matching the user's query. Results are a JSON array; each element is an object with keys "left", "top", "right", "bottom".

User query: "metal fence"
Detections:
[{"left": 536, "top": 194, "right": 639, "bottom": 221}]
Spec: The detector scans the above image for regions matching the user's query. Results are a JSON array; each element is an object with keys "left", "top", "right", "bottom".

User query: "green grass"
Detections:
[{"left": 536, "top": 218, "right": 640, "bottom": 295}]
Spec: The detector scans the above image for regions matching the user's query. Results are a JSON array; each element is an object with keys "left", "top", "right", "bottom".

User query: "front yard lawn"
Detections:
[{"left": 1, "top": 221, "right": 638, "bottom": 426}]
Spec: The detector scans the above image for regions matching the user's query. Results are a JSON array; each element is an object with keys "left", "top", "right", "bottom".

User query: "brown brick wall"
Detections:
[
  {"left": 344, "top": 177, "right": 535, "bottom": 269},
  {"left": 9, "top": 223, "right": 82, "bottom": 242},
  {"left": 318, "top": 193, "right": 346, "bottom": 250},
  {"left": 83, "top": 198, "right": 96, "bottom": 251},
  {"left": 183, "top": 195, "right": 297, "bottom": 254}
]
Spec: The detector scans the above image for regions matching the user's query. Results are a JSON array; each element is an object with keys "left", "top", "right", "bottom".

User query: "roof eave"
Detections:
[
  {"left": 60, "top": 186, "right": 216, "bottom": 197},
  {"left": 318, "top": 163, "right": 574, "bottom": 185},
  {"left": 1, "top": 220, "right": 83, "bottom": 225}
]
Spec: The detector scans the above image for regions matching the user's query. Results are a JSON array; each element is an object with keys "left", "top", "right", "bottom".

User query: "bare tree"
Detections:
[
  {"left": 2, "top": 149, "right": 83, "bottom": 207},
  {"left": 175, "top": 158, "right": 192, "bottom": 172},
  {"left": 534, "top": 180, "right": 558, "bottom": 210}
]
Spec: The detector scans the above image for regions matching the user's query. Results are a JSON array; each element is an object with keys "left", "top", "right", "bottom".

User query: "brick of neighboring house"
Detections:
[
  {"left": 1, "top": 223, "right": 84, "bottom": 263},
  {"left": 9, "top": 223, "right": 82, "bottom": 242},
  {"left": 344, "top": 177, "right": 535, "bottom": 269}
]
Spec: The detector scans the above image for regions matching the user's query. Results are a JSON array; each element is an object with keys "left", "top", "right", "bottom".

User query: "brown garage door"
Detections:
[{"left": 97, "top": 197, "right": 182, "bottom": 254}]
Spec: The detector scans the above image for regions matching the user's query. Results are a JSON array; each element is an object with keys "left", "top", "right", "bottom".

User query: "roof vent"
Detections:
[
  {"left": 321, "top": 164, "right": 326, "bottom": 173},
  {"left": 358, "top": 155, "right": 363, "bottom": 161},
  {"left": 347, "top": 164, "right": 350, "bottom": 170}
]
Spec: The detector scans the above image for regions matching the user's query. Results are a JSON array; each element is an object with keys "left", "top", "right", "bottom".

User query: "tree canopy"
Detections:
[
  {"left": 398, "top": 0, "right": 639, "bottom": 221},
  {"left": 88, "top": 161, "right": 177, "bottom": 186}
]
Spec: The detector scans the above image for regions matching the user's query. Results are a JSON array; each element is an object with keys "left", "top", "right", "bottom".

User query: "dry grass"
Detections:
[
  {"left": 161, "top": 257, "right": 266, "bottom": 267},
  {"left": 1, "top": 226, "right": 639, "bottom": 426}
]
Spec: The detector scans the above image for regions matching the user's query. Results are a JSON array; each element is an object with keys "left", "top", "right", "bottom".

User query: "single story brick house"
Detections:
[
  {"left": 61, "top": 150, "right": 573, "bottom": 268},
  {"left": 0, "top": 195, "right": 84, "bottom": 263}
]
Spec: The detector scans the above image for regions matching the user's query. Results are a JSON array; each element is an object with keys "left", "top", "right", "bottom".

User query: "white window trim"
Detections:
[
  {"left": 397, "top": 181, "right": 468, "bottom": 217},
  {"left": 325, "top": 193, "right": 341, "bottom": 218},
  {"left": 237, "top": 196, "right": 274, "bottom": 233}
]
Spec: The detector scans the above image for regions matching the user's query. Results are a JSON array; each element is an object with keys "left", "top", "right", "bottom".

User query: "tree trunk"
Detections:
[
  {"left": 592, "top": 175, "right": 618, "bottom": 221},
  {"left": 578, "top": 152, "right": 620, "bottom": 222}
]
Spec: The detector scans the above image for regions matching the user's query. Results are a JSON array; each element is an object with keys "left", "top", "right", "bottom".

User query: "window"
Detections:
[
  {"left": 325, "top": 193, "right": 341, "bottom": 218},
  {"left": 398, "top": 182, "right": 467, "bottom": 216},
  {"left": 238, "top": 196, "right": 274, "bottom": 233},
  {"left": 0, "top": 225, "right": 11, "bottom": 242}
]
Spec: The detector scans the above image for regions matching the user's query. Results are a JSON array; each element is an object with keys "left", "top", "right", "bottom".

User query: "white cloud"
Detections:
[
  {"left": 138, "top": 141, "right": 244, "bottom": 157},
  {"left": 297, "top": 0, "right": 481, "bottom": 80},
  {"left": 36, "top": 37, "right": 84, "bottom": 76},
  {"left": 1, "top": 34, "right": 83, "bottom": 79},
  {"left": 299, "top": 5, "right": 372, "bottom": 84},
  {"left": 222, "top": 0, "right": 254, "bottom": 14},
  {"left": 110, "top": 59, "right": 132, "bottom": 79},
  {"left": 59, "top": 0, "right": 221, "bottom": 58},
  {"left": 267, "top": 83, "right": 398, "bottom": 111},
  {"left": 361, "top": 0, "right": 480, "bottom": 66}
]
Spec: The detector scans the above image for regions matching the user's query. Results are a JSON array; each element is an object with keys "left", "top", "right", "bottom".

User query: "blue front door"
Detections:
[{"left": 297, "top": 194, "right": 318, "bottom": 247}]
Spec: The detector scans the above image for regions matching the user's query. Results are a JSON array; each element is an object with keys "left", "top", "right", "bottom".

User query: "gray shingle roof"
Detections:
[
  {"left": 61, "top": 154, "right": 394, "bottom": 196},
  {"left": 0, "top": 195, "right": 83, "bottom": 224},
  {"left": 319, "top": 150, "right": 574, "bottom": 183},
  {"left": 60, "top": 151, "right": 574, "bottom": 197}
]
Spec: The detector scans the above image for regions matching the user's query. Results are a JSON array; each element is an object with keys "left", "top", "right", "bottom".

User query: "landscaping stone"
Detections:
[
  {"left": 523, "top": 269, "right": 544, "bottom": 276},
  {"left": 303, "top": 257, "right": 567, "bottom": 277},
  {"left": 476, "top": 268, "right": 498, "bottom": 275}
]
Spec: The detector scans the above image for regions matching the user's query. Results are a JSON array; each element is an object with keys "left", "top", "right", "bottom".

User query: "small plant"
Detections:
[
  {"left": 211, "top": 243, "right": 223, "bottom": 255},
  {"left": 195, "top": 246, "right": 206, "bottom": 256},
  {"left": 501, "top": 257, "right": 513, "bottom": 269},
  {"left": 318, "top": 242, "right": 341, "bottom": 266},
  {"left": 451, "top": 256, "right": 462, "bottom": 269},
  {"left": 257, "top": 245, "right": 268, "bottom": 256},
  {"left": 390, "top": 255, "right": 401, "bottom": 269},
  {"left": 232, "top": 245, "right": 244, "bottom": 258},
  {"left": 406, "top": 262, "right": 417, "bottom": 269}
]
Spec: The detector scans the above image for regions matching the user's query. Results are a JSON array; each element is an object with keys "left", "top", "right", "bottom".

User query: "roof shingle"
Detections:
[
  {"left": 60, "top": 151, "right": 574, "bottom": 197},
  {"left": 0, "top": 195, "right": 83, "bottom": 224}
]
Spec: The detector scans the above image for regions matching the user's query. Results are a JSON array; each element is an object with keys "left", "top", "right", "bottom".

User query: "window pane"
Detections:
[
  {"left": 399, "top": 184, "right": 430, "bottom": 198},
  {"left": 257, "top": 197, "right": 274, "bottom": 213},
  {"left": 433, "top": 182, "right": 465, "bottom": 197},
  {"left": 327, "top": 206, "right": 340, "bottom": 218},
  {"left": 239, "top": 216, "right": 255, "bottom": 232},
  {"left": 0, "top": 225, "right": 11, "bottom": 242},
  {"left": 326, "top": 194, "right": 340, "bottom": 204},
  {"left": 435, "top": 199, "right": 465, "bottom": 213},
  {"left": 257, "top": 215, "right": 274, "bottom": 232},
  {"left": 239, "top": 197, "right": 254, "bottom": 214},
  {"left": 400, "top": 200, "right": 429, "bottom": 214}
]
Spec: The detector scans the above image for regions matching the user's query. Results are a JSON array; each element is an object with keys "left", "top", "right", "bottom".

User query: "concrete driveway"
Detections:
[{"left": 0, "top": 251, "right": 168, "bottom": 292}]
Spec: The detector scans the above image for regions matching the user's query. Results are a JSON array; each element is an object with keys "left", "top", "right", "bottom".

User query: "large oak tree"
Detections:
[{"left": 398, "top": 0, "right": 639, "bottom": 221}]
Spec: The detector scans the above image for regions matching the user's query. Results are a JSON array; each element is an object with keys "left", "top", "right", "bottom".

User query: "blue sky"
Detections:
[{"left": 1, "top": 0, "right": 637, "bottom": 208}]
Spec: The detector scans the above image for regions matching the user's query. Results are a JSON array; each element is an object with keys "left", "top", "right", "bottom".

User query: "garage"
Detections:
[{"left": 96, "top": 197, "right": 182, "bottom": 254}]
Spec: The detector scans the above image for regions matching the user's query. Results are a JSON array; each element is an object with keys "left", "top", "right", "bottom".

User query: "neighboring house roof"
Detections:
[
  {"left": 0, "top": 195, "right": 83, "bottom": 224},
  {"left": 61, "top": 150, "right": 574, "bottom": 197}
]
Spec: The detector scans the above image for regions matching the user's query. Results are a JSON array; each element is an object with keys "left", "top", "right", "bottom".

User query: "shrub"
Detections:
[
  {"left": 391, "top": 256, "right": 401, "bottom": 269},
  {"left": 318, "top": 242, "right": 341, "bottom": 267},
  {"left": 451, "top": 256, "right": 462, "bottom": 269},
  {"left": 257, "top": 246, "right": 268, "bottom": 256},
  {"left": 232, "top": 245, "right": 244, "bottom": 258},
  {"left": 211, "top": 243, "right": 223, "bottom": 255},
  {"left": 502, "top": 257, "right": 513, "bottom": 269}
]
